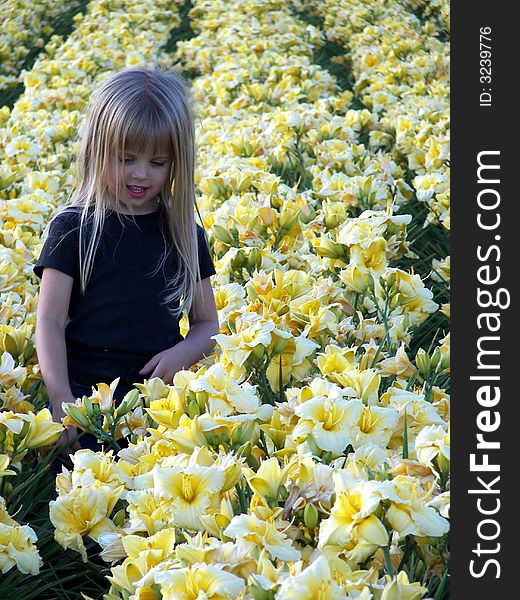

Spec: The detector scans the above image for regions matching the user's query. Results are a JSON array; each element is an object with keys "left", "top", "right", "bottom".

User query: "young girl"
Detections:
[{"left": 33, "top": 65, "right": 220, "bottom": 457}]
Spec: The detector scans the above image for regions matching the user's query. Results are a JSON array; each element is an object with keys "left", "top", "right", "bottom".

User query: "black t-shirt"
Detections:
[{"left": 33, "top": 207, "right": 216, "bottom": 387}]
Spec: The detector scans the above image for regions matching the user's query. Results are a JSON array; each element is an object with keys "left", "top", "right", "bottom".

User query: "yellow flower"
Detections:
[
  {"left": 0, "top": 351, "right": 25, "bottom": 388},
  {"left": 350, "top": 237, "right": 388, "bottom": 275},
  {"left": 265, "top": 335, "right": 319, "bottom": 392},
  {"left": 153, "top": 464, "right": 225, "bottom": 531},
  {"left": 379, "top": 571, "right": 427, "bottom": 600},
  {"left": 276, "top": 555, "right": 345, "bottom": 599},
  {"left": 167, "top": 415, "right": 209, "bottom": 453},
  {"left": 338, "top": 264, "right": 371, "bottom": 293},
  {"left": 198, "top": 497, "right": 235, "bottom": 538},
  {"left": 294, "top": 394, "right": 363, "bottom": 454},
  {"left": 213, "top": 313, "right": 275, "bottom": 372},
  {"left": 154, "top": 563, "right": 246, "bottom": 599},
  {"left": 50, "top": 485, "right": 123, "bottom": 561},
  {"left": 190, "top": 362, "right": 260, "bottom": 416},
  {"left": 331, "top": 368, "right": 381, "bottom": 406},
  {"left": 414, "top": 424, "right": 450, "bottom": 476},
  {"left": 133, "top": 377, "right": 171, "bottom": 403},
  {"left": 224, "top": 512, "right": 300, "bottom": 561},
  {"left": 91, "top": 378, "right": 120, "bottom": 413},
  {"left": 147, "top": 387, "right": 184, "bottom": 429},
  {"left": 316, "top": 344, "right": 357, "bottom": 375},
  {"left": 377, "top": 344, "right": 417, "bottom": 378},
  {"left": 0, "top": 522, "right": 42, "bottom": 575},
  {"left": 15, "top": 408, "right": 63, "bottom": 451},
  {"left": 125, "top": 489, "right": 175, "bottom": 535},
  {"left": 122, "top": 528, "right": 177, "bottom": 560},
  {"left": 318, "top": 472, "right": 389, "bottom": 549},
  {"left": 243, "top": 457, "right": 291, "bottom": 501},
  {"left": 352, "top": 405, "right": 399, "bottom": 450},
  {"left": 69, "top": 449, "right": 131, "bottom": 492},
  {"left": 386, "top": 475, "right": 450, "bottom": 539}
]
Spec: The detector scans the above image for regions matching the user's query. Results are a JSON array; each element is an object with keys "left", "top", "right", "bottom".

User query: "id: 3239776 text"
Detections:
[{"left": 480, "top": 26, "right": 492, "bottom": 107}]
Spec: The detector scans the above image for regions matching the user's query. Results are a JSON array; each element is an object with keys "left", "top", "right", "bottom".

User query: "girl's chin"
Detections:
[{"left": 118, "top": 198, "right": 159, "bottom": 214}]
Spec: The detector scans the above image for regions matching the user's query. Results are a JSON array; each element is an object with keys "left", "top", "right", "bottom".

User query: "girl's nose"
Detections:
[{"left": 131, "top": 161, "right": 148, "bottom": 179}]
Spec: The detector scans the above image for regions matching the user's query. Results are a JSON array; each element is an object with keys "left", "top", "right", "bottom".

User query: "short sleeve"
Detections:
[
  {"left": 33, "top": 211, "right": 80, "bottom": 280},
  {"left": 196, "top": 225, "right": 216, "bottom": 281}
]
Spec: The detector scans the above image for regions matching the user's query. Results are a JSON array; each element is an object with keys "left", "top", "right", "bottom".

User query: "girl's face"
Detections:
[{"left": 107, "top": 146, "right": 173, "bottom": 214}]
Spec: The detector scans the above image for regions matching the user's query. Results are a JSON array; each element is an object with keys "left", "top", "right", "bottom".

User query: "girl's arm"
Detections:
[
  {"left": 139, "top": 277, "right": 220, "bottom": 382},
  {"left": 35, "top": 268, "right": 76, "bottom": 414}
]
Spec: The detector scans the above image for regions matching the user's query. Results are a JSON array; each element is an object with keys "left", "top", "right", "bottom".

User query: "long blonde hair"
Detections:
[{"left": 47, "top": 64, "right": 207, "bottom": 318}]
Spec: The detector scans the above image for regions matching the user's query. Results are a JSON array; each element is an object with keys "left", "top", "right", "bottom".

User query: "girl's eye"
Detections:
[
  {"left": 152, "top": 161, "right": 165, "bottom": 167},
  {"left": 118, "top": 157, "right": 132, "bottom": 163}
]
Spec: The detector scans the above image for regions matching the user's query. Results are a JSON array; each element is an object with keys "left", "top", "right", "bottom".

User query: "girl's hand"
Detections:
[{"left": 139, "top": 347, "right": 186, "bottom": 384}]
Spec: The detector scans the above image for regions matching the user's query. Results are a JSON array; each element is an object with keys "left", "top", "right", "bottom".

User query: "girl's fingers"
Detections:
[{"left": 140, "top": 353, "right": 163, "bottom": 375}]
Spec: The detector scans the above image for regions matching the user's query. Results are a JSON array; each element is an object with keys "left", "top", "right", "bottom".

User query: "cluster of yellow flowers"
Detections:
[
  {"left": 401, "top": 0, "right": 450, "bottom": 35},
  {"left": 1, "top": 0, "right": 450, "bottom": 595},
  {"left": 0, "top": 0, "right": 83, "bottom": 91},
  {"left": 0, "top": 0, "right": 181, "bottom": 577},
  {"left": 293, "top": 0, "right": 450, "bottom": 230}
]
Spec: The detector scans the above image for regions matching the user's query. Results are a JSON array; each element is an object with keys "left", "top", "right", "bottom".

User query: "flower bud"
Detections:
[
  {"left": 304, "top": 503, "right": 319, "bottom": 530},
  {"left": 251, "top": 344, "right": 265, "bottom": 361},
  {"left": 233, "top": 420, "right": 257, "bottom": 447},
  {"left": 112, "top": 509, "right": 126, "bottom": 528},
  {"left": 115, "top": 389, "right": 140, "bottom": 420},
  {"left": 247, "top": 248, "right": 259, "bottom": 269},
  {"left": 415, "top": 348, "right": 430, "bottom": 378},
  {"left": 195, "top": 391, "right": 208, "bottom": 413},
  {"left": 83, "top": 395, "right": 96, "bottom": 420},
  {"left": 62, "top": 404, "right": 91, "bottom": 430},
  {"left": 187, "top": 398, "right": 200, "bottom": 419},
  {"left": 436, "top": 452, "right": 450, "bottom": 476},
  {"left": 430, "top": 347, "right": 441, "bottom": 371},
  {"left": 212, "top": 224, "right": 234, "bottom": 245},
  {"left": 271, "top": 334, "right": 290, "bottom": 355}
]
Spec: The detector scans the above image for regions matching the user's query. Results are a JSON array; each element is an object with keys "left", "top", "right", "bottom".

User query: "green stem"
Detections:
[
  {"left": 383, "top": 545, "right": 395, "bottom": 577},
  {"left": 235, "top": 482, "right": 247, "bottom": 514}
]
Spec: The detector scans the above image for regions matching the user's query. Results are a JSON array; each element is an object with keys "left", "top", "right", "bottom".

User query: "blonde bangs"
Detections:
[{"left": 117, "top": 102, "right": 174, "bottom": 158}]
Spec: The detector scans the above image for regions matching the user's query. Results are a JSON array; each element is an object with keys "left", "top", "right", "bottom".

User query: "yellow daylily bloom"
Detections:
[
  {"left": 318, "top": 471, "right": 389, "bottom": 549},
  {"left": 377, "top": 344, "right": 417, "bottom": 378},
  {"left": 122, "top": 528, "right": 177, "bottom": 560},
  {"left": 379, "top": 571, "right": 427, "bottom": 600},
  {"left": 386, "top": 475, "right": 450, "bottom": 539},
  {"left": 294, "top": 395, "right": 363, "bottom": 454},
  {"left": 154, "top": 563, "right": 246, "bottom": 600},
  {"left": 15, "top": 408, "right": 63, "bottom": 451},
  {"left": 50, "top": 485, "right": 123, "bottom": 561},
  {"left": 189, "top": 362, "right": 260, "bottom": 416},
  {"left": 153, "top": 464, "right": 225, "bottom": 531},
  {"left": 276, "top": 555, "right": 345, "bottom": 599},
  {"left": 243, "top": 457, "right": 291, "bottom": 501},
  {"left": 90, "top": 378, "right": 121, "bottom": 414},
  {"left": 414, "top": 424, "right": 450, "bottom": 475},
  {"left": 125, "top": 489, "right": 175, "bottom": 535},
  {"left": 146, "top": 388, "right": 184, "bottom": 429},
  {"left": 352, "top": 406, "right": 399, "bottom": 450},
  {"left": 0, "top": 522, "right": 42, "bottom": 575},
  {"left": 224, "top": 512, "right": 300, "bottom": 561}
]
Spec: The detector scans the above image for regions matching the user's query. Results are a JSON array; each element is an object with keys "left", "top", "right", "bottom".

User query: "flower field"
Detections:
[{"left": 0, "top": 0, "right": 450, "bottom": 598}]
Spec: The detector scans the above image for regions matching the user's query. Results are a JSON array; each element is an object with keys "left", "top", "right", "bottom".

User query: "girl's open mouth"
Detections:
[{"left": 127, "top": 185, "right": 148, "bottom": 198}]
